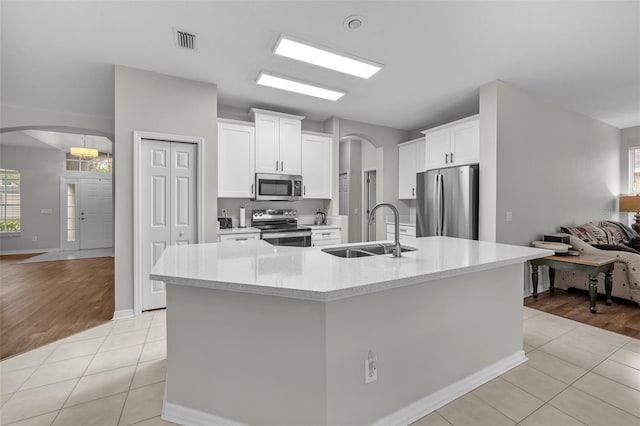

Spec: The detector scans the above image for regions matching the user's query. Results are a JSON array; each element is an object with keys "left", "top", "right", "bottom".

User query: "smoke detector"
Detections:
[
  {"left": 174, "top": 28, "right": 197, "bottom": 50},
  {"left": 343, "top": 15, "right": 364, "bottom": 31}
]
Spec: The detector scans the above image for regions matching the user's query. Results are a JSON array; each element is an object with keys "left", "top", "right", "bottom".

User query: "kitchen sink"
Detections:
[{"left": 321, "top": 243, "right": 417, "bottom": 258}]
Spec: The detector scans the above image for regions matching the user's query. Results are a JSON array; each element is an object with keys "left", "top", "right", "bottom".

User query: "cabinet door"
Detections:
[
  {"left": 218, "top": 122, "right": 255, "bottom": 198},
  {"left": 302, "top": 133, "right": 332, "bottom": 199},
  {"left": 450, "top": 118, "right": 479, "bottom": 166},
  {"left": 398, "top": 142, "right": 417, "bottom": 199},
  {"left": 254, "top": 114, "right": 280, "bottom": 173},
  {"left": 278, "top": 117, "right": 302, "bottom": 174},
  {"left": 425, "top": 128, "right": 451, "bottom": 170}
]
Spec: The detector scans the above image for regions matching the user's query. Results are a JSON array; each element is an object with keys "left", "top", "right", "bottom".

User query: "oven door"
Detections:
[{"left": 261, "top": 231, "right": 311, "bottom": 247}]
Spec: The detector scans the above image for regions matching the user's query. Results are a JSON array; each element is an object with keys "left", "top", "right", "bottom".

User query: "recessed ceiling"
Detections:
[
  {"left": 0, "top": 130, "right": 112, "bottom": 154},
  {"left": 1, "top": 1, "right": 638, "bottom": 130}
]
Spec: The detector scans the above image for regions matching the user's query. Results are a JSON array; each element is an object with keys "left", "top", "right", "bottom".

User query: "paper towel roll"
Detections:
[{"left": 239, "top": 206, "right": 246, "bottom": 228}]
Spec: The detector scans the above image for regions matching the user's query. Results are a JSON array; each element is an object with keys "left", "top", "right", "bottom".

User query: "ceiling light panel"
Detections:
[
  {"left": 256, "top": 72, "right": 345, "bottom": 101},
  {"left": 274, "top": 35, "right": 382, "bottom": 79}
]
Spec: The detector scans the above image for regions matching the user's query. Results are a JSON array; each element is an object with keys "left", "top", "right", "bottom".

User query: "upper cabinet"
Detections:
[
  {"left": 301, "top": 132, "right": 332, "bottom": 199},
  {"left": 423, "top": 115, "right": 479, "bottom": 170},
  {"left": 250, "top": 108, "right": 304, "bottom": 175},
  {"left": 218, "top": 119, "right": 255, "bottom": 198},
  {"left": 398, "top": 137, "right": 425, "bottom": 199}
]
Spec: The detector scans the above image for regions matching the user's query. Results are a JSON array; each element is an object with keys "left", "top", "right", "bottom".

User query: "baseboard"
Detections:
[
  {"left": 0, "top": 248, "right": 60, "bottom": 256},
  {"left": 371, "top": 350, "right": 528, "bottom": 426},
  {"left": 162, "top": 400, "right": 246, "bottom": 426},
  {"left": 112, "top": 309, "right": 135, "bottom": 320}
]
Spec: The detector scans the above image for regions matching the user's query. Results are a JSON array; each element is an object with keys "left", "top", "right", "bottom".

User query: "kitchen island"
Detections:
[{"left": 151, "top": 237, "right": 551, "bottom": 426}]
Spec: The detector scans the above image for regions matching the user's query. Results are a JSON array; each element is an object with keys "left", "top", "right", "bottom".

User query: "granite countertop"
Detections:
[{"left": 151, "top": 237, "right": 551, "bottom": 302}]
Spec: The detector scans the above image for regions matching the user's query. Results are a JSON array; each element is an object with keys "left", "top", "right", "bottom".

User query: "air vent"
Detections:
[{"left": 174, "top": 28, "right": 197, "bottom": 50}]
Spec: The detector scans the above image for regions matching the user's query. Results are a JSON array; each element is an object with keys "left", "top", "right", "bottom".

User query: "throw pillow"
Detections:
[
  {"left": 598, "top": 221, "right": 626, "bottom": 244},
  {"left": 560, "top": 223, "right": 610, "bottom": 245}
]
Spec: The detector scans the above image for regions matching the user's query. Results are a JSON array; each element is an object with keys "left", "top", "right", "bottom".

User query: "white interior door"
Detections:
[
  {"left": 141, "top": 140, "right": 197, "bottom": 311},
  {"left": 78, "top": 178, "right": 113, "bottom": 249}
]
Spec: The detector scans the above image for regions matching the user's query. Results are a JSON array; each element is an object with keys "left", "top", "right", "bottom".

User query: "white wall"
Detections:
[
  {"left": 0, "top": 145, "right": 65, "bottom": 252},
  {"left": 114, "top": 66, "right": 217, "bottom": 313},
  {"left": 217, "top": 104, "right": 325, "bottom": 132},
  {"left": 479, "top": 80, "right": 621, "bottom": 245}
]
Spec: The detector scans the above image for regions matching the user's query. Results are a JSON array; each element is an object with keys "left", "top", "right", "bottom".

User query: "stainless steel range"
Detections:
[{"left": 251, "top": 209, "right": 312, "bottom": 247}]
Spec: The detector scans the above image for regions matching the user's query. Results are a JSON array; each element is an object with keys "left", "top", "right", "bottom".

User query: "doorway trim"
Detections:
[{"left": 133, "top": 130, "right": 204, "bottom": 316}]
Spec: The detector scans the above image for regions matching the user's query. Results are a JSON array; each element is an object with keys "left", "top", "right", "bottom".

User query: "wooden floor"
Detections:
[
  {"left": 524, "top": 288, "right": 640, "bottom": 339},
  {"left": 0, "top": 254, "right": 114, "bottom": 360}
]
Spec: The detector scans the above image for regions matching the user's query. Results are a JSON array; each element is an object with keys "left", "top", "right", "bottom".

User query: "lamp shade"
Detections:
[
  {"left": 619, "top": 195, "right": 640, "bottom": 212},
  {"left": 70, "top": 147, "right": 98, "bottom": 158}
]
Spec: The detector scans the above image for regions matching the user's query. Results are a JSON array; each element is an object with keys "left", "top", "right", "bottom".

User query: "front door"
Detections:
[
  {"left": 141, "top": 139, "right": 197, "bottom": 311},
  {"left": 78, "top": 178, "right": 113, "bottom": 249}
]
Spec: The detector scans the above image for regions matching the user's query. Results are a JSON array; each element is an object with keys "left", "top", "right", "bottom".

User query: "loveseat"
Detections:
[{"left": 551, "top": 221, "right": 640, "bottom": 306}]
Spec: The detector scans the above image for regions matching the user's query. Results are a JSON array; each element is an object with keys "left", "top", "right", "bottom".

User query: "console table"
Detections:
[{"left": 530, "top": 254, "right": 616, "bottom": 313}]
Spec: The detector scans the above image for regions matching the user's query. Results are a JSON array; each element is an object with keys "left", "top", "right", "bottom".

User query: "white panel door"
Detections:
[
  {"left": 141, "top": 139, "right": 197, "bottom": 311},
  {"left": 78, "top": 177, "right": 113, "bottom": 249}
]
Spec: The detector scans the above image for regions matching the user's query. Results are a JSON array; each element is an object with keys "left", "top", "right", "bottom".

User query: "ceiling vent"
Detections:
[{"left": 174, "top": 28, "right": 197, "bottom": 50}]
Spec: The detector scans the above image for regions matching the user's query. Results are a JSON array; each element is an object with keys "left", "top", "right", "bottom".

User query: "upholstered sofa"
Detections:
[{"left": 551, "top": 221, "right": 640, "bottom": 306}]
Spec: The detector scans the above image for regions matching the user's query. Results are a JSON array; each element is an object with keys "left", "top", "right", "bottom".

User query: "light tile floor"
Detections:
[{"left": 0, "top": 307, "right": 638, "bottom": 425}]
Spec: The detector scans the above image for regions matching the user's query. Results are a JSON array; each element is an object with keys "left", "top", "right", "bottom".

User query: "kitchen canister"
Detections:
[{"left": 239, "top": 206, "right": 246, "bottom": 228}]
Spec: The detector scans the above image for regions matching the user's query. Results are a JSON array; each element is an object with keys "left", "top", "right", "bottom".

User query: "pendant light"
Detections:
[{"left": 70, "top": 135, "right": 98, "bottom": 158}]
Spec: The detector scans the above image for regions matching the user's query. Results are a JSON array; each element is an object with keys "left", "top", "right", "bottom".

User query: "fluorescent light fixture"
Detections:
[
  {"left": 257, "top": 72, "right": 345, "bottom": 101},
  {"left": 274, "top": 34, "right": 382, "bottom": 79}
]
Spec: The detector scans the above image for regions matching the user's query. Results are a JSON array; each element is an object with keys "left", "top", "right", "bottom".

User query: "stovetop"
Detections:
[{"left": 251, "top": 208, "right": 309, "bottom": 233}]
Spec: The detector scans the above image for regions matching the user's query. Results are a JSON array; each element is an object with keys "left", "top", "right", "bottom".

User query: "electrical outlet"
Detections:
[
  {"left": 31, "top": 236, "right": 38, "bottom": 242},
  {"left": 506, "top": 211, "right": 513, "bottom": 222},
  {"left": 365, "top": 350, "right": 377, "bottom": 384}
]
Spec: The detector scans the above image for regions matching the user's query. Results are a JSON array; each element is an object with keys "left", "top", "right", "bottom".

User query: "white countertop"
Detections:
[
  {"left": 218, "top": 227, "right": 260, "bottom": 235},
  {"left": 306, "top": 224, "right": 341, "bottom": 230},
  {"left": 151, "top": 237, "right": 552, "bottom": 302}
]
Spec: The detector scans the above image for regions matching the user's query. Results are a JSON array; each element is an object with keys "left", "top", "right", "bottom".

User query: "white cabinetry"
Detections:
[
  {"left": 218, "top": 232, "right": 260, "bottom": 242},
  {"left": 217, "top": 119, "right": 255, "bottom": 198},
  {"left": 311, "top": 227, "right": 342, "bottom": 247},
  {"left": 301, "top": 132, "right": 332, "bottom": 199},
  {"left": 250, "top": 108, "right": 304, "bottom": 175},
  {"left": 398, "top": 137, "right": 425, "bottom": 199},
  {"left": 386, "top": 224, "right": 417, "bottom": 243},
  {"left": 423, "top": 116, "right": 479, "bottom": 170}
]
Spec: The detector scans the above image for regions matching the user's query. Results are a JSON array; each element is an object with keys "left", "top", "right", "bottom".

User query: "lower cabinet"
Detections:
[
  {"left": 386, "top": 224, "right": 417, "bottom": 243},
  {"left": 311, "top": 228, "right": 342, "bottom": 247},
  {"left": 218, "top": 232, "right": 260, "bottom": 242}
]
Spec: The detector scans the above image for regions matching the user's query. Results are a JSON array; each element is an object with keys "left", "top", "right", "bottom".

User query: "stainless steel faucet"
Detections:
[{"left": 368, "top": 202, "right": 402, "bottom": 257}]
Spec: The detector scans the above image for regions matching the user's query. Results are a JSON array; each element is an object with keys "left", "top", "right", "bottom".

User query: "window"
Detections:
[
  {"left": 66, "top": 152, "right": 112, "bottom": 173},
  {"left": 629, "top": 147, "right": 640, "bottom": 194},
  {"left": 0, "top": 169, "right": 20, "bottom": 233}
]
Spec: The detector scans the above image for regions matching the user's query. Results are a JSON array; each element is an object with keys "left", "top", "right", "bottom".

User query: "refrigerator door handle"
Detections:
[
  {"left": 438, "top": 175, "right": 444, "bottom": 236},
  {"left": 433, "top": 174, "right": 440, "bottom": 236}
]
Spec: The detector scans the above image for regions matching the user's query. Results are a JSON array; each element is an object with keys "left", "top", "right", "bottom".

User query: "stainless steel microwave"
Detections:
[{"left": 253, "top": 173, "right": 303, "bottom": 201}]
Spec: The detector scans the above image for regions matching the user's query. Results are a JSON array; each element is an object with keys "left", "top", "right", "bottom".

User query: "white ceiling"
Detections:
[{"left": 1, "top": 1, "right": 638, "bottom": 131}]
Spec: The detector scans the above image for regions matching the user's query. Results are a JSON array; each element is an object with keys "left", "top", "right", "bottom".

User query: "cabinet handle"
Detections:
[
  {"left": 304, "top": 185, "right": 306, "bottom": 196},
  {"left": 275, "top": 160, "right": 279, "bottom": 171},
  {"left": 412, "top": 187, "right": 415, "bottom": 197},
  {"left": 450, "top": 152, "right": 454, "bottom": 163},
  {"left": 400, "top": 228, "right": 407, "bottom": 232},
  {"left": 322, "top": 233, "right": 331, "bottom": 237},
  {"left": 445, "top": 153, "right": 449, "bottom": 164},
  {"left": 235, "top": 237, "right": 248, "bottom": 241},
  {"left": 251, "top": 184, "right": 254, "bottom": 195},
  {"left": 281, "top": 161, "right": 284, "bottom": 171}
]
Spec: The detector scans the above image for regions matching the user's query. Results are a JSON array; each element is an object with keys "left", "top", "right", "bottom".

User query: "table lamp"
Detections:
[{"left": 619, "top": 195, "right": 640, "bottom": 232}]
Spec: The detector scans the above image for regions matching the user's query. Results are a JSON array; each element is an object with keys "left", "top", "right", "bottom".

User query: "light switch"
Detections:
[{"left": 506, "top": 211, "right": 513, "bottom": 222}]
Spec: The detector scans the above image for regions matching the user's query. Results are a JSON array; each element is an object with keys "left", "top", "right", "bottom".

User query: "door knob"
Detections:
[{"left": 179, "top": 231, "right": 185, "bottom": 237}]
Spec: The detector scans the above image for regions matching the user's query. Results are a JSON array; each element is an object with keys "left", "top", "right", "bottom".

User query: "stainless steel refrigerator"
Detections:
[{"left": 416, "top": 164, "right": 479, "bottom": 239}]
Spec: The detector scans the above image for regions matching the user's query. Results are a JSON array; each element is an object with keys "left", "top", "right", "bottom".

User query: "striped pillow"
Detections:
[{"left": 560, "top": 223, "right": 610, "bottom": 245}]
